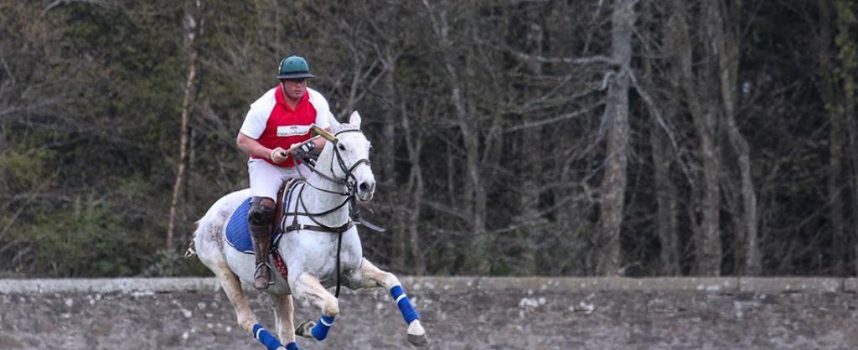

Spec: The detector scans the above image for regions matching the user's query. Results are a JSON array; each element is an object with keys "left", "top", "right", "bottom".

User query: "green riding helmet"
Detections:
[{"left": 277, "top": 55, "right": 314, "bottom": 80}]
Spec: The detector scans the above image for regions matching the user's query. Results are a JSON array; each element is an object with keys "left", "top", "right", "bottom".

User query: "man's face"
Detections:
[{"left": 281, "top": 79, "right": 307, "bottom": 101}]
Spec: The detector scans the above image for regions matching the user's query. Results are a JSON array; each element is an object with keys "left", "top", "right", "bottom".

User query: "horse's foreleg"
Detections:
[
  {"left": 291, "top": 272, "right": 339, "bottom": 341},
  {"left": 271, "top": 293, "right": 299, "bottom": 350},
  {"left": 353, "top": 258, "right": 428, "bottom": 347},
  {"left": 215, "top": 269, "right": 285, "bottom": 350}
]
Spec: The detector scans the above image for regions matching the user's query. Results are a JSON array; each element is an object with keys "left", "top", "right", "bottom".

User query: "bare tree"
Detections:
[
  {"left": 671, "top": 0, "right": 724, "bottom": 275},
  {"left": 401, "top": 102, "right": 428, "bottom": 275},
  {"left": 595, "top": 0, "right": 635, "bottom": 275},
  {"left": 166, "top": 0, "right": 201, "bottom": 252},
  {"left": 627, "top": 1, "right": 686, "bottom": 275},
  {"left": 640, "top": 49, "right": 682, "bottom": 274},
  {"left": 712, "top": 0, "right": 761, "bottom": 275},
  {"left": 421, "top": 0, "right": 492, "bottom": 274},
  {"left": 818, "top": 0, "right": 858, "bottom": 275}
]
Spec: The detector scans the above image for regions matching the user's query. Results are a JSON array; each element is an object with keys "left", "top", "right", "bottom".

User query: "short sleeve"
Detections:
[
  {"left": 239, "top": 88, "right": 277, "bottom": 139},
  {"left": 308, "top": 88, "right": 333, "bottom": 129}
]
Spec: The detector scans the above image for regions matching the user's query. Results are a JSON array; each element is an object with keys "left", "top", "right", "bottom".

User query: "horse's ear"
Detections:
[{"left": 349, "top": 111, "right": 362, "bottom": 128}]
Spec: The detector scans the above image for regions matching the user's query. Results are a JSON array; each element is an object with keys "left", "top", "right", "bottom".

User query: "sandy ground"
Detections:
[{"left": 1, "top": 277, "right": 857, "bottom": 349}]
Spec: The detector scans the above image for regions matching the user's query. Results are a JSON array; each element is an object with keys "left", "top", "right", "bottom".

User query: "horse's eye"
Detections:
[{"left": 338, "top": 144, "right": 346, "bottom": 151}]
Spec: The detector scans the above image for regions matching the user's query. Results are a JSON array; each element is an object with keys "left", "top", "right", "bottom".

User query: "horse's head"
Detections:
[{"left": 323, "top": 111, "right": 376, "bottom": 202}]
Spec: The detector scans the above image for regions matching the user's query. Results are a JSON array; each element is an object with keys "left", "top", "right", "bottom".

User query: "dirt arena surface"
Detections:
[{"left": 1, "top": 277, "right": 856, "bottom": 349}]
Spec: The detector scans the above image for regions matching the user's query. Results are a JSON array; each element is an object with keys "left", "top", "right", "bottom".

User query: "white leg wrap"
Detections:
[{"left": 407, "top": 320, "right": 425, "bottom": 336}]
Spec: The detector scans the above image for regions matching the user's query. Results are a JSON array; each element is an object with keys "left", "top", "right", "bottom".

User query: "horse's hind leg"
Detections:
[
  {"left": 291, "top": 272, "right": 340, "bottom": 342},
  {"left": 352, "top": 258, "right": 428, "bottom": 347},
  {"left": 272, "top": 293, "right": 299, "bottom": 350},
  {"left": 214, "top": 268, "right": 285, "bottom": 350}
]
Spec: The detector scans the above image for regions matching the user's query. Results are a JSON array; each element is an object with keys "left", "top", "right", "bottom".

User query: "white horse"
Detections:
[{"left": 190, "top": 111, "right": 428, "bottom": 350}]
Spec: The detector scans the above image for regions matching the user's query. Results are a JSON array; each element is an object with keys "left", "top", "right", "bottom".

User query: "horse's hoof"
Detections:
[
  {"left": 407, "top": 333, "right": 429, "bottom": 347},
  {"left": 295, "top": 320, "right": 316, "bottom": 338}
]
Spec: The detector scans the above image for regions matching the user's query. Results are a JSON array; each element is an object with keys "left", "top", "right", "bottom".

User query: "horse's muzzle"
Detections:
[{"left": 357, "top": 181, "right": 375, "bottom": 202}]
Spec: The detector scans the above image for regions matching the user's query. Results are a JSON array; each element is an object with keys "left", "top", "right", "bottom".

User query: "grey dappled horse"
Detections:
[{"left": 191, "top": 112, "right": 428, "bottom": 350}]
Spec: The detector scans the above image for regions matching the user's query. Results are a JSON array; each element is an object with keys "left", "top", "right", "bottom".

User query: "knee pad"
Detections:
[{"left": 248, "top": 197, "right": 275, "bottom": 226}]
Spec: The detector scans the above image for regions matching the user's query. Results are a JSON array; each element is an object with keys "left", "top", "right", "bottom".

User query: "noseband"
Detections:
[{"left": 331, "top": 129, "right": 371, "bottom": 196}]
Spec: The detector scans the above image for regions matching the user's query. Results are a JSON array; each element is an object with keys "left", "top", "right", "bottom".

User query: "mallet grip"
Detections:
[{"left": 311, "top": 125, "right": 336, "bottom": 142}]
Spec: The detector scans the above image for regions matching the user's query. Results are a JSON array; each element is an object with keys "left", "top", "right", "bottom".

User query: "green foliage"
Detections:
[
  {"left": 0, "top": 149, "right": 52, "bottom": 192},
  {"left": 1, "top": 0, "right": 858, "bottom": 278},
  {"left": 23, "top": 196, "right": 155, "bottom": 277},
  {"left": 140, "top": 249, "right": 210, "bottom": 277}
]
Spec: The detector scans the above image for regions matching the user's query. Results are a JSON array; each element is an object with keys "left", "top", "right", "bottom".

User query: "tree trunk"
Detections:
[
  {"left": 827, "top": 56, "right": 846, "bottom": 276},
  {"left": 639, "top": 0, "right": 682, "bottom": 276},
  {"left": 513, "top": 3, "right": 548, "bottom": 275},
  {"left": 673, "top": 0, "right": 722, "bottom": 275},
  {"left": 817, "top": 0, "right": 848, "bottom": 275},
  {"left": 166, "top": 0, "right": 201, "bottom": 252},
  {"left": 379, "top": 50, "right": 406, "bottom": 271},
  {"left": 595, "top": 0, "right": 635, "bottom": 276},
  {"left": 423, "top": 1, "right": 489, "bottom": 274},
  {"left": 645, "top": 60, "right": 681, "bottom": 275},
  {"left": 833, "top": 0, "right": 857, "bottom": 276},
  {"left": 715, "top": 0, "right": 760, "bottom": 275},
  {"left": 401, "top": 102, "right": 427, "bottom": 275}
]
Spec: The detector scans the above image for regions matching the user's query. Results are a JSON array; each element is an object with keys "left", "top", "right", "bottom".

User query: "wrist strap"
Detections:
[{"left": 300, "top": 141, "right": 316, "bottom": 153}]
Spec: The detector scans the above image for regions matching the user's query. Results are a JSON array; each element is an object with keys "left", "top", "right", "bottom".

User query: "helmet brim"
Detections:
[{"left": 278, "top": 72, "right": 315, "bottom": 79}]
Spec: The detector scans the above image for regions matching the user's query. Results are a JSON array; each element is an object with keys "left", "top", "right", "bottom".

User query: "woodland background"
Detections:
[{"left": 1, "top": 0, "right": 857, "bottom": 278}]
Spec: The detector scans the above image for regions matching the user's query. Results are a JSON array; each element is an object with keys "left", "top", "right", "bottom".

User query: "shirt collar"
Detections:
[{"left": 275, "top": 83, "right": 309, "bottom": 109}]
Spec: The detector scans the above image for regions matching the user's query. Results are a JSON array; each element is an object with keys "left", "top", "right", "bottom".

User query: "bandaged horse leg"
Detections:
[
  {"left": 353, "top": 258, "right": 428, "bottom": 346},
  {"left": 272, "top": 293, "right": 299, "bottom": 350},
  {"left": 214, "top": 269, "right": 285, "bottom": 350},
  {"left": 292, "top": 272, "right": 339, "bottom": 341}
]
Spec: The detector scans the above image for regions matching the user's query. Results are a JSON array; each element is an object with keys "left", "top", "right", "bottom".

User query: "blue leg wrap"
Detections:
[
  {"left": 390, "top": 285, "right": 420, "bottom": 324},
  {"left": 311, "top": 315, "right": 335, "bottom": 341},
  {"left": 285, "top": 341, "right": 299, "bottom": 350},
  {"left": 252, "top": 324, "right": 283, "bottom": 350}
]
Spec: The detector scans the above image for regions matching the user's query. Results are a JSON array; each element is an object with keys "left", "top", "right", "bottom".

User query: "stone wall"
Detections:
[{"left": 1, "top": 277, "right": 856, "bottom": 349}]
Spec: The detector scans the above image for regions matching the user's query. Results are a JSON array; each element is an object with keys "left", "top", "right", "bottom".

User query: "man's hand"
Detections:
[{"left": 270, "top": 147, "right": 289, "bottom": 164}]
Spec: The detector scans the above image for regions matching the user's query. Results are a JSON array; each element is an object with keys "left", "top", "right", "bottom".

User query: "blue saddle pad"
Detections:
[{"left": 225, "top": 197, "right": 280, "bottom": 254}]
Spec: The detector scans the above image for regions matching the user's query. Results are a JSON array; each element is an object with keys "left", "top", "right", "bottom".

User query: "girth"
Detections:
[{"left": 284, "top": 220, "right": 354, "bottom": 234}]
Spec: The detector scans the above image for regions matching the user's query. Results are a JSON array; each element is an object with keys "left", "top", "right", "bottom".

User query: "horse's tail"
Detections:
[
  {"left": 183, "top": 239, "right": 196, "bottom": 258},
  {"left": 184, "top": 218, "right": 205, "bottom": 258}
]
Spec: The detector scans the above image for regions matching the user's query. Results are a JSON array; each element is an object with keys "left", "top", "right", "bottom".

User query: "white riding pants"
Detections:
[{"left": 247, "top": 158, "right": 308, "bottom": 200}]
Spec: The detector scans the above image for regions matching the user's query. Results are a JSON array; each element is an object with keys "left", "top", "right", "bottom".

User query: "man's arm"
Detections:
[{"left": 236, "top": 132, "right": 288, "bottom": 163}]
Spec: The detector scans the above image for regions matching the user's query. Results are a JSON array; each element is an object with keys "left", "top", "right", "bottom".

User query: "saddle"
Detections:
[{"left": 223, "top": 179, "right": 301, "bottom": 255}]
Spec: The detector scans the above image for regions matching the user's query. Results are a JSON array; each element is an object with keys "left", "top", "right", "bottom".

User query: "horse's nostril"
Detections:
[{"left": 359, "top": 182, "right": 374, "bottom": 193}]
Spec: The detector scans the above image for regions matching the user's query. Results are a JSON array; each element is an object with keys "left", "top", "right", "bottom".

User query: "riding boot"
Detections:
[{"left": 250, "top": 223, "right": 273, "bottom": 290}]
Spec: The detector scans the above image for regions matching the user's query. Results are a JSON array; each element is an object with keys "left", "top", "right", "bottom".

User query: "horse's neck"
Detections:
[{"left": 297, "top": 152, "right": 350, "bottom": 226}]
